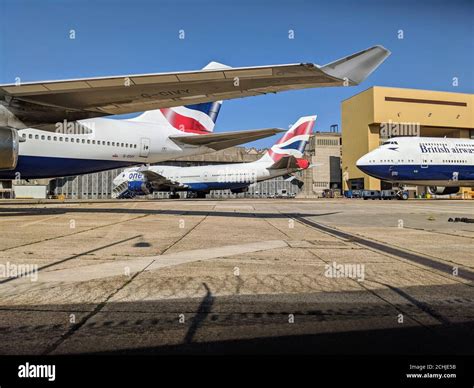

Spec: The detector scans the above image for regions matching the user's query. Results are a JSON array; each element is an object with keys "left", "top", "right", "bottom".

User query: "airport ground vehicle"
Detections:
[
  {"left": 362, "top": 190, "right": 381, "bottom": 200},
  {"left": 362, "top": 189, "right": 409, "bottom": 200},
  {"left": 344, "top": 190, "right": 362, "bottom": 198}
]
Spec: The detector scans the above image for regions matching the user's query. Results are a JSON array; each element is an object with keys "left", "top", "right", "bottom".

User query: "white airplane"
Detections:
[
  {"left": 0, "top": 46, "right": 390, "bottom": 179},
  {"left": 112, "top": 116, "right": 316, "bottom": 199},
  {"left": 356, "top": 137, "right": 474, "bottom": 195}
]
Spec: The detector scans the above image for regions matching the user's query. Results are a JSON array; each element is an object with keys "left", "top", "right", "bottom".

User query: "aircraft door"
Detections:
[
  {"left": 140, "top": 138, "right": 150, "bottom": 158},
  {"left": 389, "top": 158, "right": 399, "bottom": 178}
]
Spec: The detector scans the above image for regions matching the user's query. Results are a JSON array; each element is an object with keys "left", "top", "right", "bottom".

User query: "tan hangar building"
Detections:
[{"left": 341, "top": 86, "right": 474, "bottom": 191}]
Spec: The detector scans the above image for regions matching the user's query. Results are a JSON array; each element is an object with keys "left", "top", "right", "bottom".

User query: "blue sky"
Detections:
[{"left": 1, "top": 0, "right": 473, "bottom": 148}]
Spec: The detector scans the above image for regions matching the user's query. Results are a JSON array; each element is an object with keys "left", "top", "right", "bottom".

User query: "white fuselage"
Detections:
[
  {"left": 114, "top": 158, "right": 299, "bottom": 196},
  {"left": 357, "top": 137, "right": 474, "bottom": 187},
  {"left": 0, "top": 117, "right": 214, "bottom": 180}
]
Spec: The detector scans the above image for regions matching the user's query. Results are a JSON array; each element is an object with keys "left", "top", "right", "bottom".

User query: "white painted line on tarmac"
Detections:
[
  {"left": 19, "top": 215, "right": 63, "bottom": 228},
  {"left": 27, "top": 240, "right": 288, "bottom": 283}
]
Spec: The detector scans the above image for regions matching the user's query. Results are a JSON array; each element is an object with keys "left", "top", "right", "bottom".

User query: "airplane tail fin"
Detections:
[
  {"left": 129, "top": 62, "right": 230, "bottom": 134},
  {"left": 260, "top": 115, "right": 316, "bottom": 165}
]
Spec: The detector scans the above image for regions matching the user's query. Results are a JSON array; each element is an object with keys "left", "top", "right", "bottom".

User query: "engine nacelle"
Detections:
[
  {"left": 128, "top": 180, "right": 152, "bottom": 195},
  {"left": 230, "top": 186, "right": 249, "bottom": 194},
  {"left": 427, "top": 186, "right": 459, "bottom": 196},
  {"left": 0, "top": 127, "right": 19, "bottom": 170}
]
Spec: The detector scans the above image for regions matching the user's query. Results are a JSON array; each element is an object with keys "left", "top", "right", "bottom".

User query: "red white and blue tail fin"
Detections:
[
  {"left": 129, "top": 62, "right": 229, "bottom": 134},
  {"left": 260, "top": 115, "right": 316, "bottom": 165}
]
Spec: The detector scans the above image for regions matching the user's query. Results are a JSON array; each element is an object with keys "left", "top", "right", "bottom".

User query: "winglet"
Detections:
[
  {"left": 320, "top": 45, "right": 391, "bottom": 85},
  {"left": 202, "top": 61, "right": 232, "bottom": 70}
]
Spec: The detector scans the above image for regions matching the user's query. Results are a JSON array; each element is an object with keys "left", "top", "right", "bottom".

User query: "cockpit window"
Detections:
[{"left": 382, "top": 141, "right": 399, "bottom": 145}]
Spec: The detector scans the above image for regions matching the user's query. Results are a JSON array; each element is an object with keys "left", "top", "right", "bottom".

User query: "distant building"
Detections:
[{"left": 299, "top": 131, "right": 342, "bottom": 197}]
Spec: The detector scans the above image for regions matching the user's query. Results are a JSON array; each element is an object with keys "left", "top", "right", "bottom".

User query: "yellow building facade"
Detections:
[{"left": 341, "top": 87, "right": 474, "bottom": 191}]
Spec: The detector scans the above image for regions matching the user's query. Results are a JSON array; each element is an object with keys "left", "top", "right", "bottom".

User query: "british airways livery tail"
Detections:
[
  {"left": 128, "top": 62, "right": 226, "bottom": 134},
  {"left": 262, "top": 116, "right": 315, "bottom": 164},
  {"left": 131, "top": 101, "right": 222, "bottom": 135}
]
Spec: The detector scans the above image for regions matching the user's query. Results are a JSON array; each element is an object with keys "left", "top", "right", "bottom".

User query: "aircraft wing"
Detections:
[
  {"left": 170, "top": 128, "right": 284, "bottom": 151},
  {"left": 0, "top": 46, "right": 390, "bottom": 129}
]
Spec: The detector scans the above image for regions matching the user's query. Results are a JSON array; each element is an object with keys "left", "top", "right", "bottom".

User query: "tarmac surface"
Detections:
[{"left": 0, "top": 198, "right": 473, "bottom": 355}]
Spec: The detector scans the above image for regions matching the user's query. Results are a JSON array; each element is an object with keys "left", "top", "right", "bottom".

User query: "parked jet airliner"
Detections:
[
  {"left": 112, "top": 116, "right": 316, "bottom": 199},
  {"left": 0, "top": 95, "right": 284, "bottom": 179},
  {"left": 356, "top": 137, "right": 474, "bottom": 195},
  {"left": 0, "top": 46, "right": 390, "bottom": 178}
]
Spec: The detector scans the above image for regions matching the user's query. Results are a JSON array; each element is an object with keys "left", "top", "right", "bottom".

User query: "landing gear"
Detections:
[
  {"left": 185, "top": 191, "right": 208, "bottom": 199},
  {"left": 394, "top": 186, "right": 409, "bottom": 200}
]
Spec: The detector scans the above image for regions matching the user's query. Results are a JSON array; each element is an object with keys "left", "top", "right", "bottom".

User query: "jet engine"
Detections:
[
  {"left": 0, "top": 127, "right": 19, "bottom": 170},
  {"left": 427, "top": 186, "right": 459, "bottom": 196}
]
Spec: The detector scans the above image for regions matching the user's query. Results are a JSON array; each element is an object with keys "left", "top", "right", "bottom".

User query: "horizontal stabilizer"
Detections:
[
  {"left": 170, "top": 128, "right": 284, "bottom": 151},
  {"left": 267, "top": 155, "right": 300, "bottom": 170}
]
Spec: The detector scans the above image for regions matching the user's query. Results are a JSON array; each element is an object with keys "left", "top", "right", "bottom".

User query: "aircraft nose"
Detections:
[
  {"left": 356, "top": 153, "right": 369, "bottom": 168},
  {"left": 356, "top": 152, "right": 373, "bottom": 175}
]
